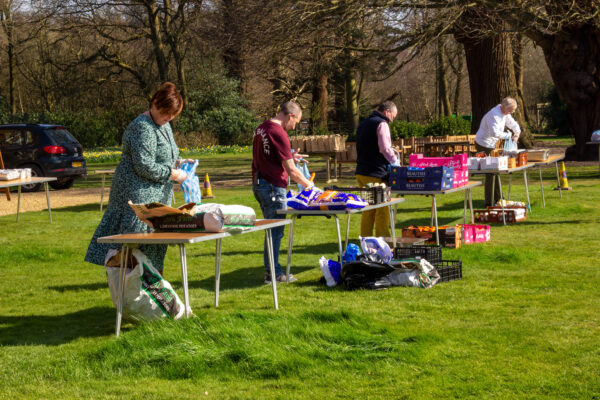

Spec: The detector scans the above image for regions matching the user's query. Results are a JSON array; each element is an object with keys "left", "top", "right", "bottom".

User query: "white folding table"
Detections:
[
  {"left": 277, "top": 198, "right": 405, "bottom": 277},
  {"left": 391, "top": 181, "right": 481, "bottom": 244},
  {"left": 0, "top": 176, "right": 57, "bottom": 222},
  {"left": 533, "top": 154, "right": 565, "bottom": 207},
  {"left": 470, "top": 164, "right": 536, "bottom": 225},
  {"left": 98, "top": 219, "right": 291, "bottom": 337}
]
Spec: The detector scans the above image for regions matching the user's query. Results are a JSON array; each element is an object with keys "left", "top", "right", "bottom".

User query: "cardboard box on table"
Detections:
[
  {"left": 401, "top": 225, "right": 462, "bottom": 248},
  {"left": 409, "top": 153, "right": 469, "bottom": 187}
]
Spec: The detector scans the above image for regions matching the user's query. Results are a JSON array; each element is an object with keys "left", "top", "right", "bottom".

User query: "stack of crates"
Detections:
[{"left": 393, "top": 245, "right": 462, "bottom": 282}]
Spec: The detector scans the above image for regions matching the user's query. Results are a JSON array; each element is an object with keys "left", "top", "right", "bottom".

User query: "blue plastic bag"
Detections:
[
  {"left": 343, "top": 243, "right": 362, "bottom": 263},
  {"left": 179, "top": 159, "right": 202, "bottom": 204}
]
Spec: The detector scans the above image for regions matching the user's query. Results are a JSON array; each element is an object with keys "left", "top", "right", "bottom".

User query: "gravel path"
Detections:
[{"left": 0, "top": 178, "right": 253, "bottom": 216}]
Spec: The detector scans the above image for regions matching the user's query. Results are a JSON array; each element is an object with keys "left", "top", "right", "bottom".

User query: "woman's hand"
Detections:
[
  {"left": 175, "top": 158, "right": 196, "bottom": 168},
  {"left": 170, "top": 168, "right": 188, "bottom": 183}
]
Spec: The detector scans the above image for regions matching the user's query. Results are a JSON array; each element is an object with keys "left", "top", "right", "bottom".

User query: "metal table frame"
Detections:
[
  {"left": 95, "top": 169, "right": 115, "bottom": 212},
  {"left": 471, "top": 163, "right": 535, "bottom": 225},
  {"left": 277, "top": 198, "right": 405, "bottom": 277},
  {"left": 533, "top": 155, "right": 565, "bottom": 207},
  {"left": 391, "top": 181, "right": 481, "bottom": 244},
  {"left": 97, "top": 219, "right": 291, "bottom": 337},
  {"left": 0, "top": 177, "right": 57, "bottom": 222}
]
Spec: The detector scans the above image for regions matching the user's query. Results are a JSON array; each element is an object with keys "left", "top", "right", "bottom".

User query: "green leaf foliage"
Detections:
[{"left": 424, "top": 115, "right": 472, "bottom": 137}]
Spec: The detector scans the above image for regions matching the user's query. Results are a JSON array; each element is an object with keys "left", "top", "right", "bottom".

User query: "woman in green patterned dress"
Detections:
[{"left": 85, "top": 82, "right": 189, "bottom": 272}]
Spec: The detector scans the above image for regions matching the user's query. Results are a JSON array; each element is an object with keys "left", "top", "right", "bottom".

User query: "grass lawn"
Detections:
[{"left": 1, "top": 153, "right": 599, "bottom": 399}]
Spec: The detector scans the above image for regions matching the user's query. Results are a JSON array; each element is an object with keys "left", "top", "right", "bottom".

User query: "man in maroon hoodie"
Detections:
[{"left": 252, "top": 101, "right": 313, "bottom": 283}]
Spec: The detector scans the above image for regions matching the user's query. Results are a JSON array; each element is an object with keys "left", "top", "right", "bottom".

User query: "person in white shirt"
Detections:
[{"left": 475, "top": 97, "right": 521, "bottom": 206}]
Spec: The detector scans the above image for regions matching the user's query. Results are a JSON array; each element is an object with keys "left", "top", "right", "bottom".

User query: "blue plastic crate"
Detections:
[
  {"left": 390, "top": 166, "right": 453, "bottom": 179},
  {"left": 390, "top": 176, "right": 453, "bottom": 191}
]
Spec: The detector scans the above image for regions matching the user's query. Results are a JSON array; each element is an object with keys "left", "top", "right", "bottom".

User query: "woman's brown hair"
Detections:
[{"left": 151, "top": 82, "right": 184, "bottom": 116}]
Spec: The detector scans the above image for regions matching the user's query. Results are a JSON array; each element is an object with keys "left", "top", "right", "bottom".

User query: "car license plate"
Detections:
[{"left": 72, "top": 161, "right": 82, "bottom": 168}]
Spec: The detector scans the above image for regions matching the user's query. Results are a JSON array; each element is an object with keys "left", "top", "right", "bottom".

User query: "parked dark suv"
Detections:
[{"left": 0, "top": 124, "right": 87, "bottom": 191}]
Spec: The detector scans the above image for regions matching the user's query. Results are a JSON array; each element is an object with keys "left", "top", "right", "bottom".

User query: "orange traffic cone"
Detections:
[
  {"left": 202, "top": 173, "right": 215, "bottom": 198},
  {"left": 555, "top": 161, "right": 572, "bottom": 190}
]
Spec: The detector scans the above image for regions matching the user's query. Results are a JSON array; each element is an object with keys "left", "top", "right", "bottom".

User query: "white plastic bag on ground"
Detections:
[
  {"left": 105, "top": 249, "right": 190, "bottom": 321},
  {"left": 387, "top": 259, "right": 440, "bottom": 288},
  {"left": 319, "top": 256, "right": 341, "bottom": 287}
]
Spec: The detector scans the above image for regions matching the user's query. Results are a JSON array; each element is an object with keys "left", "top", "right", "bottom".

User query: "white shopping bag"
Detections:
[{"left": 105, "top": 249, "right": 190, "bottom": 321}]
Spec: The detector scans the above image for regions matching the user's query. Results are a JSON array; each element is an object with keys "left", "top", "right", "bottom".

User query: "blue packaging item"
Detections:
[
  {"left": 343, "top": 243, "right": 362, "bottom": 263},
  {"left": 179, "top": 159, "right": 202, "bottom": 203},
  {"left": 391, "top": 165, "right": 453, "bottom": 180},
  {"left": 307, "top": 191, "right": 368, "bottom": 210},
  {"left": 287, "top": 187, "right": 322, "bottom": 210},
  {"left": 390, "top": 176, "right": 453, "bottom": 191},
  {"left": 319, "top": 257, "right": 341, "bottom": 287}
]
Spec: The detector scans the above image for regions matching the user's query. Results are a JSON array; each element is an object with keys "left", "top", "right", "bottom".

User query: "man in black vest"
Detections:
[{"left": 355, "top": 101, "right": 398, "bottom": 238}]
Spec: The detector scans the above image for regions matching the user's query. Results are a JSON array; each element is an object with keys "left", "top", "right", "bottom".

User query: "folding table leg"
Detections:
[
  {"left": 433, "top": 195, "right": 439, "bottom": 245},
  {"left": 16, "top": 185, "right": 21, "bottom": 222},
  {"left": 115, "top": 245, "right": 129, "bottom": 337},
  {"left": 388, "top": 205, "right": 396, "bottom": 248},
  {"left": 344, "top": 214, "right": 351, "bottom": 255},
  {"left": 468, "top": 188, "right": 474, "bottom": 224},
  {"left": 539, "top": 166, "right": 546, "bottom": 207},
  {"left": 214, "top": 238, "right": 222, "bottom": 307},
  {"left": 286, "top": 215, "right": 296, "bottom": 282},
  {"left": 524, "top": 169, "right": 531, "bottom": 213},
  {"left": 334, "top": 216, "right": 343, "bottom": 264},
  {"left": 100, "top": 174, "right": 106, "bottom": 212},
  {"left": 179, "top": 244, "right": 190, "bottom": 317},
  {"left": 498, "top": 175, "right": 506, "bottom": 225},
  {"left": 44, "top": 182, "right": 52, "bottom": 223},
  {"left": 265, "top": 229, "right": 279, "bottom": 310},
  {"left": 463, "top": 190, "right": 468, "bottom": 224}
]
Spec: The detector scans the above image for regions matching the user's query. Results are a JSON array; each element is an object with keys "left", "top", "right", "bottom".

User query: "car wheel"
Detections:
[
  {"left": 49, "top": 177, "right": 75, "bottom": 190},
  {"left": 20, "top": 165, "right": 43, "bottom": 192}
]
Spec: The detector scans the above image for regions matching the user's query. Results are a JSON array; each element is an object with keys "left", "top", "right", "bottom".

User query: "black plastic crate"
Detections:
[
  {"left": 324, "top": 186, "right": 391, "bottom": 205},
  {"left": 435, "top": 260, "right": 462, "bottom": 282},
  {"left": 393, "top": 244, "right": 442, "bottom": 265}
]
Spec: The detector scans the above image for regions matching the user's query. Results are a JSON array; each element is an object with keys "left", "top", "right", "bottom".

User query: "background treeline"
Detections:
[{"left": 0, "top": 1, "right": 596, "bottom": 159}]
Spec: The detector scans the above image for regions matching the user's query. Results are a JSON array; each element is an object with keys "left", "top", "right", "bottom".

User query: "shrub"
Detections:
[
  {"left": 424, "top": 115, "right": 471, "bottom": 137},
  {"left": 390, "top": 120, "right": 426, "bottom": 140},
  {"left": 175, "top": 72, "right": 259, "bottom": 145}
]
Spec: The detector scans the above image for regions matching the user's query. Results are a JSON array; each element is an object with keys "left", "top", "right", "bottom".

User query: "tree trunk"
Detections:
[
  {"left": 345, "top": 68, "right": 359, "bottom": 134},
  {"left": 513, "top": 34, "right": 532, "bottom": 126},
  {"left": 453, "top": 49, "right": 464, "bottom": 116},
  {"left": 311, "top": 72, "right": 328, "bottom": 132},
  {"left": 534, "top": 25, "right": 600, "bottom": 161},
  {"left": 437, "top": 37, "right": 452, "bottom": 117},
  {"left": 457, "top": 32, "right": 533, "bottom": 148},
  {"left": 144, "top": 0, "right": 169, "bottom": 82}
]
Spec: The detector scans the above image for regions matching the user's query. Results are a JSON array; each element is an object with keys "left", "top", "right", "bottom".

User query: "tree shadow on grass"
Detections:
[
  {"left": 0, "top": 306, "right": 116, "bottom": 346},
  {"left": 53, "top": 203, "right": 102, "bottom": 213},
  {"left": 48, "top": 282, "right": 107, "bottom": 292}
]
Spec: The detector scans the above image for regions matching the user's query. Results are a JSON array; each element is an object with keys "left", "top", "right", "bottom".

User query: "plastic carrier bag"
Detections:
[
  {"left": 104, "top": 249, "right": 190, "bottom": 321},
  {"left": 503, "top": 137, "right": 518, "bottom": 152},
  {"left": 319, "top": 257, "right": 342, "bottom": 287},
  {"left": 179, "top": 159, "right": 202, "bottom": 204},
  {"left": 360, "top": 236, "right": 393, "bottom": 263}
]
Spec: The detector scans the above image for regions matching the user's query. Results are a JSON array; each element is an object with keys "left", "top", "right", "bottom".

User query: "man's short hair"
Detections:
[
  {"left": 501, "top": 97, "right": 517, "bottom": 110},
  {"left": 377, "top": 101, "right": 397, "bottom": 113},
  {"left": 279, "top": 101, "right": 302, "bottom": 116}
]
